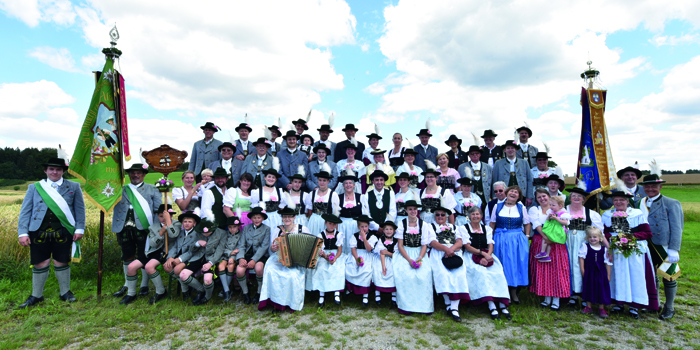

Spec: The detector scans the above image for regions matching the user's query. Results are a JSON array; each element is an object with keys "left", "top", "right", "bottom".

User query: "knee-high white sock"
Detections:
[
  {"left": 552, "top": 297, "right": 560, "bottom": 308},
  {"left": 140, "top": 269, "right": 150, "bottom": 288},
  {"left": 443, "top": 294, "right": 451, "bottom": 306},
  {"left": 450, "top": 300, "right": 460, "bottom": 310},
  {"left": 488, "top": 301, "right": 497, "bottom": 310}
]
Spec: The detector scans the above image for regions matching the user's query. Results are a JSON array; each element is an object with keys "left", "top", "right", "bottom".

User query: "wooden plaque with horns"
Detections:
[{"left": 141, "top": 145, "right": 188, "bottom": 176}]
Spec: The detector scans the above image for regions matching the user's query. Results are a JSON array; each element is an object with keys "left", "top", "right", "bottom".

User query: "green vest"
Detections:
[{"left": 211, "top": 188, "right": 226, "bottom": 227}]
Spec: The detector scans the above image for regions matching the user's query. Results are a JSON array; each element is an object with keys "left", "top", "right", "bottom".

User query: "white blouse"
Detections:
[
  {"left": 490, "top": 203, "right": 531, "bottom": 224},
  {"left": 395, "top": 219, "right": 436, "bottom": 246},
  {"left": 462, "top": 224, "right": 495, "bottom": 245},
  {"left": 578, "top": 242, "right": 613, "bottom": 265}
]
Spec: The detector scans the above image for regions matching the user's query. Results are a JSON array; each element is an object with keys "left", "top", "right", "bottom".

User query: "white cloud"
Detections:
[
  {"left": 28, "top": 46, "right": 80, "bottom": 72},
  {"left": 649, "top": 33, "right": 700, "bottom": 47},
  {"left": 0, "top": 80, "right": 75, "bottom": 117},
  {"left": 0, "top": 0, "right": 75, "bottom": 27}
]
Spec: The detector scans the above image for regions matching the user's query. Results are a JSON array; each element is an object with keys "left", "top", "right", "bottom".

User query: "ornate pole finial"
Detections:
[
  {"left": 103, "top": 24, "right": 123, "bottom": 58},
  {"left": 581, "top": 60, "right": 600, "bottom": 89}
]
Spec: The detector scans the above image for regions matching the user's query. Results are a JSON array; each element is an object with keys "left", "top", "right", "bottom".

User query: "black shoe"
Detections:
[
  {"left": 149, "top": 292, "right": 168, "bottom": 304},
  {"left": 223, "top": 291, "right": 233, "bottom": 303},
  {"left": 138, "top": 287, "right": 150, "bottom": 296},
  {"left": 119, "top": 295, "right": 137, "bottom": 305},
  {"left": 503, "top": 311, "right": 513, "bottom": 320},
  {"left": 362, "top": 298, "right": 369, "bottom": 308},
  {"left": 182, "top": 291, "right": 191, "bottom": 301},
  {"left": 19, "top": 295, "right": 44, "bottom": 309},
  {"left": 59, "top": 291, "right": 77, "bottom": 303},
  {"left": 391, "top": 300, "right": 397, "bottom": 308},
  {"left": 539, "top": 302, "right": 550, "bottom": 309},
  {"left": 550, "top": 306, "right": 560, "bottom": 312},
  {"left": 242, "top": 293, "right": 251, "bottom": 305},
  {"left": 192, "top": 292, "right": 206, "bottom": 305},
  {"left": 450, "top": 310, "right": 462, "bottom": 322},
  {"left": 334, "top": 295, "right": 342, "bottom": 306},
  {"left": 659, "top": 306, "right": 675, "bottom": 320},
  {"left": 218, "top": 291, "right": 225, "bottom": 298},
  {"left": 375, "top": 298, "right": 382, "bottom": 307},
  {"left": 112, "top": 286, "right": 128, "bottom": 297},
  {"left": 318, "top": 299, "right": 325, "bottom": 308},
  {"left": 490, "top": 312, "right": 500, "bottom": 320},
  {"left": 251, "top": 293, "right": 259, "bottom": 305},
  {"left": 629, "top": 309, "right": 640, "bottom": 320}
]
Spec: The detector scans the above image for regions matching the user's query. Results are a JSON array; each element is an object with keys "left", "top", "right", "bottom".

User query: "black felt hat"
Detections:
[
  {"left": 226, "top": 216, "right": 242, "bottom": 226},
  {"left": 516, "top": 126, "right": 532, "bottom": 137},
  {"left": 282, "top": 130, "right": 299, "bottom": 140},
  {"left": 268, "top": 125, "right": 282, "bottom": 137},
  {"left": 565, "top": 186, "right": 590, "bottom": 197},
  {"left": 262, "top": 168, "right": 282, "bottom": 178},
  {"left": 605, "top": 190, "right": 633, "bottom": 199},
  {"left": 322, "top": 213, "right": 343, "bottom": 224},
  {"left": 313, "top": 170, "right": 334, "bottom": 179},
  {"left": 380, "top": 221, "right": 398, "bottom": 230},
  {"left": 178, "top": 211, "right": 201, "bottom": 224},
  {"left": 545, "top": 174, "right": 565, "bottom": 189},
  {"left": 156, "top": 204, "right": 175, "bottom": 215},
  {"left": 481, "top": 129, "right": 498, "bottom": 138},
  {"left": 535, "top": 152, "right": 551, "bottom": 160},
  {"left": 313, "top": 143, "right": 331, "bottom": 154},
  {"left": 342, "top": 124, "right": 359, "bottom": 132},
  {"left": 366, "top": 133, "right": 382, "bottom": 141},
  {"left": 218, "top": 142, "right": 236, "bottom": 152},
  {"left": 403, "top": 200, "right": 422, "bottom": 208},
  {"left": 234, "top": 123, "right": 252, "bottom": 132},
  {"left": 457, "top": 177, "right": 473, "bottom": 186},
  {"left": 317, "top": 124, "right": 334, "bottom": 133},
  {"left": 292, "top": 119, "right": 309, "bottom": 130},
  {"left": 444, "top": 135, "right": 462, "bottom": 147},
  {"left": 125, "top": 163, "right": 149, "bottom": 174},
  {"left": 42, "top": 157, "right": 69, "bottom": 171},
  {"left": 213, "top": 167, "right": 229, "bottom": 178},
  {"left": 277, "top": 207, "right": 296, "bottom": 216},
  {"left": 616, "top": 166, "right": 642, "bottom": 179},
  {"left": 466, "top": 145, "right": 481, "bottom": 155},
  {"left": 416, "top": 129, "right": 432, "bottom": 137},
  {"left": 252, "top": 137, "right": 272, "bottom": 148},
  {"left": 640, "top": 174, "right": 666, "bottom": 185},
  {"left": 402, "top": 148, "right": 418, "bottom": 156},
  {"left": 247, "top": 207, "right": 269, "bottom": 220},
  {"left": 355, "top": 214, "right": 374, "bottom": 223},
  {"left": 502, "top": 140, "right": 519, "bottom": 150},
  {"left": 369, "top": 170, "right": 389, "bottom": 181},
  {"left": 200, "top": 122, "right": 220, "bottom": 132}
]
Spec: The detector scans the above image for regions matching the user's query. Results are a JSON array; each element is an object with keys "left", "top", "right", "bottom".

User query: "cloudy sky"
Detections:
[{"left": 1, "top": 0, "right": 699, "bottom": 175}]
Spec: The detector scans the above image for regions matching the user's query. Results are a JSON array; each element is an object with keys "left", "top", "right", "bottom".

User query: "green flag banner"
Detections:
[{"left": 68, "top": 57, "right": 126, "bottom": 213}]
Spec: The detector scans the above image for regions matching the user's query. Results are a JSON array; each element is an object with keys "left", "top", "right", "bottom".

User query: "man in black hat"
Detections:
[
  {"left": 208, "top": 142, "right": 238, "bottom": 188},
  {"left": 600, "top": 166, "right": 646, "bottom": 209},
  {"left": 233, "top": 123, "right": 255, "bottom": 161},
  {"left": 17, "top": 157, "right": 86, "bottom": 308},
  {"left": 334, "top": 124, "right": 366, "bottom": 163},
  {"left": 243, "top": 137, "right": 277, "bottom": 189},
  {"left": 479, "top": 129, "right": 503, "bottom": 167},
  {"left": 278, "top": 131, "right": 310, "bottom": 190},
  {"left": 268, "top": 125, "right": 283, "bottom": 157},
  {"left": 307, "top": 143, "right": 337, "bottom": 191},
  {"left": 515, "top": 126, "right": 538, "bottom": 169},
  {"left": 201, "top": 168, "right": 230, "bottom": 229},
  {"left": 639, "top": 174, "right": 684, "bottom": 320},
  {"left": 457, "top": 145, "right": 492, "bottom": 208},
  {"left": 492, "top": 141, "right": 533, "bottom": 206},
  {"left": 292, "top": 118, "right": 308, "bottom": 138},
  {"left": 363, "top": 131, "right": 386, "bottom": 166},
  {"left": 445, "top": 135, "right": 467, "bottom": 169},
  {"left": 188, "top": 122, "right": 223, "bottom": 178},
  {"left": 314, "top": 124, "right": 336, "bottom": 160},
  {"left": 413, "top": 128, "right": 438, "bottom": 171},
  {"left": 111, "top": 163, "right": 161, "bottom": 298},
  {"left": 530, "top": 152, "right": 555, "bottom": 191},
  {"left": 361, "top": 170, "right": 397, "bottom": 233}
]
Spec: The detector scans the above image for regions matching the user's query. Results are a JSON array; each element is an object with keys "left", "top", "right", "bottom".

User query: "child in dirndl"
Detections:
[
  {"left": 579, "top": 227, "right": 612, "bottom": 318},
  {"left": 306, "top": 213, "right": 346, "bottom": 307},
  {"left": 345, "top": 215, "right": 377, "bottom": 307},
  {"left": 372, "top": 221, "right": 398, "bottom": 307}
]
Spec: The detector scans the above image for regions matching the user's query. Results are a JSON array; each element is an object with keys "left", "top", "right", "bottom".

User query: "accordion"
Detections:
[{"left": 276, "top": 233, "right": 324, "bottom": 269}]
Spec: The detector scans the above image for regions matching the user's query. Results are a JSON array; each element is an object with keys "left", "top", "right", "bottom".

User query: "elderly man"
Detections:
[
  {"left": 479, "top": 129, "right": 503, "bottom": 167},
  {"left": 307, "top": 144, "right": 337, "bottom": 191},
  {"left": 17, "top": 157, "right": 85, "bottom": 308},
  {"left": 334, "top": 124, "right": 366, "bottom": 163},
  {"left": 639, "top": 173, "right": 684, "bottom": 320},
  {"left": 207, "top": 142, "right": 237, "bottom": 188},
  {"left": 243, "top": 137, "right": 276, "bottom": 189},
  {"left": 600, "top": 166, "right": 646, "bottom": 209},
  {"left": 484, "top": 181, "right": 507, "bottom": 224},
  {"left": 188, "top": 122, "right": 223, "bottom": 179},
  {"left": 314, "top": 124, "right": 336, "bottom": 160},
  {"left": 413, "top": 128, "right": 438, "bottom": 171},
  {"left": 111, "top": 163, "right": 161, "bottom": 298},
  {"left": 278, "top": 130, "right": 310, "bottom": 190},
  {"left": 458, "top": 145, "right": 492, "bottom": 210},
  {"left": 492, "top": 140, "right": 533, "bottom": 206},
  {"left": 515, "top": 126, "right": 539, "bottom": 170}
]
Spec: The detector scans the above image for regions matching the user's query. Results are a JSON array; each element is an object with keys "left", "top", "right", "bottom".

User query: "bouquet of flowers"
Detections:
[
  {"left": 538, "top": 173, "right": 549, "bottom": 179},
  {"left": 610, "top": 232, "right": 642, "bottom": 258},
  {"left": 356, "top": 257, "right": 364, "bottom": 267},
  {"left": 411, "top": 259, "right": 422, "bottom": 269},
  {"left": 155, "top": 176, "right": 175, "bottom": 192},
  {"left": 328, "top": 252, "right": 336, "bottom": 262}
]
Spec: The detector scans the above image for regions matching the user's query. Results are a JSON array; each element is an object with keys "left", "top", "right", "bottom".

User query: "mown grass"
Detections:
[{"left": 0, "top": 184, "right": 696, "bottom": 349}]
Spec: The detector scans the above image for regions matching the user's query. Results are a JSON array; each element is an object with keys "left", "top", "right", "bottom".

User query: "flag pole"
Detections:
[{"left": 97, "top": 211, "right": 105, "bottom": 296}]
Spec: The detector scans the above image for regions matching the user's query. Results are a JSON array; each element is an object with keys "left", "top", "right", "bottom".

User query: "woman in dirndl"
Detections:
[
  {"left": 394, "top": 200, "right": 435, "bottom": 314},
  {"left": 337, "top": 170, "right": 362, "bottom": 249},
  {"left": 419, "top": 167, "right": 456, "bottom": 224},
  {"left": 223, "top": 172, "right": 255, "bottom": 227},
  {"left": 304, "top": 170, "right": 340, "bottom": 239},
  {"left": 394, "top": 148, "right": 423, "bottom": 191},
  {"left": 603, "top": 190, "right": 658, "bottom": 319},
  {"left": 250, "top": 169, "right": 285, "bottom": 230},
  {"left": 345, "top": 215, "right": 377, "bottom": 307},
  {"left": 371, "top": 221, "right": 399, "bottom": 307},
  {"left": 394, "top": 172, "right": 421, "bottom": 223},
  {"left": 436, "top": 153, "right": 461, "bottom": 194},
  {"left": 258, "top": 208, "right": 314, "bottom": 312},
  {"left": 453, "top": 177, "right": 482, "bottom": 227},
  {"left": 287, "top": 174, "right": 309, "bottom": 226},
  {"left": 306, "top": 213, "right": 346, "bottom": 307},
  {"left": 428, "top": 206, "right": 469, "bottom": 322},
  {"left": 489, "top": 185, "right": 531, "bottom": 304},
  {"left": 173, "top": 170, "right": 201, "bottom": 211},
  {"left": 388, "top": 133, "right": 406, "bottom": 172},
  {"left": 463, "top": 206, "right": 511, "bottom": 320},
  {"left": 528, "top": 189, "right": 571, "bottom": 311},
  {"left": 564, "top": 185, "right": 605, "bottom": 308}
]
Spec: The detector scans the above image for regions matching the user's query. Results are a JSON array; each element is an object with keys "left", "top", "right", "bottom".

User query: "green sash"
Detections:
[
  {"left": 125, "top": 185, "right": 153, "bottom": 230},
  {"left": 35, "top": 181, "right": 81, "bottom": 262}
]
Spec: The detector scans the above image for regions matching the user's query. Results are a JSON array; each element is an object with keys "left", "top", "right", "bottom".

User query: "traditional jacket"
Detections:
[
  {"left": 188, "top": 138, "right": 223, "bottom": 175},
  {"left": 491, "top": 157, "right": 534, "bottom": 199},
  {"left": 112, "top": 182, "right": 161, "bottom": 233},
  {"left": 18, "top": 179, "right": 86, "bottom": 236}
]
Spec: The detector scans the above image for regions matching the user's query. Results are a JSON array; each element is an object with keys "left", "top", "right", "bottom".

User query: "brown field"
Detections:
[{"left": 565, "top": 173, "right": 700, "bottom": 185}]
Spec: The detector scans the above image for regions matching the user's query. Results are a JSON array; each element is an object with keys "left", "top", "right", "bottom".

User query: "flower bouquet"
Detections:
[
  {"left": 155, "top": 176, "right": 175, "bottom": 192},
  {"left": 610, "top": 232, "right": 642, "bottom": 258},
  {"left": 537, "top": 173, "right": 549, "bottom": 179},
  {"left": 328, "top": 252, "right": 336, "bottom": 262},
  {"left": 356, "top": 257, "right": 364, "bottom": 267},
  {"left": 411, "top": 259, "right": 422, "bottom": 269}
]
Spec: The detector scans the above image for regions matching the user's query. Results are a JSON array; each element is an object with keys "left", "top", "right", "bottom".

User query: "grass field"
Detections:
[{"left": 0, "top": 184, "right": 697, "bottom": 350}]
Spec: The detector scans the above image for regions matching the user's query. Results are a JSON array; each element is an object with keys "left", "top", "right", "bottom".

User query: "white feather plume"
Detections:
[
  {"left": 283, "top": 192, "right": 296, "bottom": 210},
  {"left": 350, "top": 137, "right": 357, "bottom": 147},
  {"left": 513, "top": 129, "right": 519, "bottom": 145},
  {"left": 277, "top": 117, "right": 282, "bottom": 129},
  {"left": 333, "top": 206, "right": 340, "bottom": 217},
  {"left": 424, "top": 159, "right": 437, "bottom": 171},
  {"left": 649, "top": 159, "right": 661, "bottom": 177},
  {"left": 272, "top": 157, "right": 280, "bottom": 172},
  {"left": 139, "top": 147, "right": 147, "bottom": 164},
  {"left": 376, "top": 162, "right": 384, "bottom": 171},
  {"left": 264, "top": 126, "right": 272, "bottom": 140},
  {"left": 204, "top": 209, "right": 215, "bottom": 223},
  {"left": 425, "top": 118, "right": 432, "bottom": 131},
  {"left": 524, "top": 120, "right": 530, "bottom": 129},
  {"left": 543, "top": 142, "right": 550, "bottom": 154},
  {"left": 440, "top": 194, "right": 448, "bottom": 208},
  {"left": 321, "top": 162, "right": 332, "bottom": 175},
  {"left": 57, "top": 145, "right": 70, "bottom": 165},
  {"left": 406, "top": 139, "right": 414, "bottom": 148},
  {"left": 228, "top": 131, "right": 235, "bottom": 143},
  {"left": 471, "top": 132, "right": 479, "bottom": 146},
  {"left": 328, "top": 112, "right": 335, "bottom": 128},
  {"left": 344, "top": 167, "right": 355, "bottom": 178},
  {"left": 614, "top": 177, "right": 631, "bottom": 195},
  {"left": 306, "top": 109, "right": 312, "bottom": 123},
  {"left": 235, "top": 206, "right": 242, "bottom": 219},
  {"left": 463, "top": 166, "right": 473, "bottom": 180},
  {"left": 244, "top": 113, "right": 249, "bottom": 125},
  {"left": 374, "top": 123, "right": 381, "bottom": 136},
  {"left": 576, "top": 180, "right": 587, "bottom": 191},
  {"left": 297, "top": 164, "right": 306, "bottom": 178},
  {"left": 193, "top": 207, "right": 202, "bottom": 217},
  {"left": 555, "top": 166, "right": 563, "bottom": 178}
]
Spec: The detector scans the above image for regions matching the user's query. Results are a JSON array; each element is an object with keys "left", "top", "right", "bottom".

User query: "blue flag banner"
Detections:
[{"left": 576, "top": 87, "right": 617, "bottom": 199}]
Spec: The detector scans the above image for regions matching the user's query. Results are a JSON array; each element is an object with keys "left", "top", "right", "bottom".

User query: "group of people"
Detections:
[{"left": 16, "top": 119, "right": 684, "bottom": 323}]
